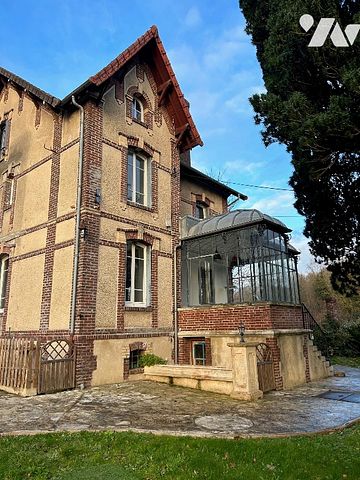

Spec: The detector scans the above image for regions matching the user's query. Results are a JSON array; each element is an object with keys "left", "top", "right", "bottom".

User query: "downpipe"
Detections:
[
  {"left": 70, "top": 96, "right": 84, "bottom": 335},
  {"left": 173, "top": 243, "right": 181, "bottom": 363}
]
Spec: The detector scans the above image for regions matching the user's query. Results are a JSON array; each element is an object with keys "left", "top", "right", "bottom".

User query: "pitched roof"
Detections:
[
  {"left": 88, "top": 25, "right": 203, "bottom": 150},
  {"left": 181, "top": 163, "right": 248, "bottom": 200},
  {"left": 0, "top": 67, "right": 60, "bottom": 107},
  {"left": 1, "top": 26, "right": 203, "bottom": 151}
]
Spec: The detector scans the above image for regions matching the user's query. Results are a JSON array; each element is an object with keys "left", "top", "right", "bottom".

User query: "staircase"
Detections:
[
  {"left": 302, "top": 304, "right": 334, "bottom": 379},
  {"left": 307, "top": 338, "right": 334, "bottom": 380}
]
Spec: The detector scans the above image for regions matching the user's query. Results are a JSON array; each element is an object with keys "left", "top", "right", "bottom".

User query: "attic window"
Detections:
[{"left": 132, "top": 97, "right": 143, "bottom": 122}]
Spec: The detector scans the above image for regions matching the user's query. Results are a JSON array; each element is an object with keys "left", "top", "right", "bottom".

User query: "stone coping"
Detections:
[
  {"left": 178, "top": 328, "right": 310, "bottom": 337},
  {"left": 144, "top": 364, "right": 232, "bottom": 382}
]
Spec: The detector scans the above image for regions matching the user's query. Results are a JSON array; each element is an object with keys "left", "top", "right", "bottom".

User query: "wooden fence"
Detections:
[
  {"left": 0, "top": 337, "right": 76, "bottom": 396},
  {"left": 0, "top": 337, "right": 39, "bottom": 395}
]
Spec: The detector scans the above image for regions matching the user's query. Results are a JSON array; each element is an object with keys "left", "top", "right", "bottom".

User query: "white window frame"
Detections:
[
  {"left": 127, "top": 151, "right": 151, "bottom": 207},
  {"left": 131, "top": 97, "right": 144, "bottom": 122},
  {"left": 0, "top": 255, "right": 9, "bottom": 312},
  {"left": 125, "top": 242, "right": 150, "bottom": 307},
  {"left": 9, "top": 179, "right": 15, "bottom": 206}
]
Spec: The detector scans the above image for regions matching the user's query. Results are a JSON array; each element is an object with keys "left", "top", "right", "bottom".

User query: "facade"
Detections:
[{"left": 0, "top": 26, "right": 331, "bottom": 394}]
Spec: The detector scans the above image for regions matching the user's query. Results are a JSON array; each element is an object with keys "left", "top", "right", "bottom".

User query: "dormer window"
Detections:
[{"left": 131, "top": 97, "right": 143, "bottom": 122}]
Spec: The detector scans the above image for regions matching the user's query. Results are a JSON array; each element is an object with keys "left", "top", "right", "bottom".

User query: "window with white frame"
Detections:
[
  {"left": 131, "top": 97, "right": 143, "bottom": 122},
  {"left": 125, "top": 242, "right": 150, "bottom": 306},
  {"left": 0, "top": 254, "right": 9, "bottom": 312},
  {"left": 127, "top": 150, "right": 151, "bottom": 206}
]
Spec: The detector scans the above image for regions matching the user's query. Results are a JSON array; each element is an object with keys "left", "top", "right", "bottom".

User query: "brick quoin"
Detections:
[
  {"left": 73, "top": 98, "right": 103, "bottom": 387},
  {"left": 265, "top": 337, "right": 284, "bottom": 390}
]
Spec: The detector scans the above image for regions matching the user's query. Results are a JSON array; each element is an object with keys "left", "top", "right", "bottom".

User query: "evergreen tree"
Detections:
[{"left": 239, "top": 0, "right": 360, "bottom": 295}]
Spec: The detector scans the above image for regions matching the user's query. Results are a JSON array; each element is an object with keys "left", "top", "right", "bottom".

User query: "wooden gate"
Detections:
[
  {"left": 38, "top": 339, "right": 76, "bottom": 394},
  {"left": 0, "top": 337, "right": 39, "bottom": 395},
  {"left": 256, "top": 343, "right": 276, "bottom": 393}
]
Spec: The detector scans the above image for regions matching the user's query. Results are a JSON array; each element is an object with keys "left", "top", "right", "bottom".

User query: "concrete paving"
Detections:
[{"left": 0, "top": 366, "right": 359, "bottom": 438}]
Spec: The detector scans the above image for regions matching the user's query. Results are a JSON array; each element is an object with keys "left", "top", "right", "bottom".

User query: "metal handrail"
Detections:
[{"left": 302, "top": 303, "right": 331, "bottom": 360}]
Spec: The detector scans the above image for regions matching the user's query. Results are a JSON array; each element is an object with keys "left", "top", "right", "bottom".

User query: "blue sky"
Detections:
[{"left": 0, "top": 0, "right": 315, "bottom": 272}]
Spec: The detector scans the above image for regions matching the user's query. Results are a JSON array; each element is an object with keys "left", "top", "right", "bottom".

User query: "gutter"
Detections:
[{"left": 70, "top": 96, "right": 85, "bottom": 335}]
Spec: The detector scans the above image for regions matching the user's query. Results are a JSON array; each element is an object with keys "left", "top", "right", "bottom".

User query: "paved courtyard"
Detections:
[{"left": 0, "top": 366, "right": 359, "bottom": 438}]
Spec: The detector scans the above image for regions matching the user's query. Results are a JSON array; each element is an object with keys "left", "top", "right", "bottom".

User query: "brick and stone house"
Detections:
[{"left": 0, "top": 26, "right": 331, "bottom": 393}]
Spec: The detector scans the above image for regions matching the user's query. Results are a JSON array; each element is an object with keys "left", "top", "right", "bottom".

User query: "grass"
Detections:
[
  {"left": 332, "top": 356, "right": 360, "bottom": 368},
  {"left": 0, "top": 426, "right": 360, "bottom": 480}
]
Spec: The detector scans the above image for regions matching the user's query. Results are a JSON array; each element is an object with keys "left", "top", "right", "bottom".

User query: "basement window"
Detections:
[
  {"left": 192, "top": 341, "right": 206, "bottom": 366},
  {"left": 129, "top": 349, "right": 143, "bottom": 370}
]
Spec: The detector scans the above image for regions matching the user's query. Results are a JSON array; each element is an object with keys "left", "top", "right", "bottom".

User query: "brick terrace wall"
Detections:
[{"left": 178, "top": 303, "right": 303, "bottom": 332}]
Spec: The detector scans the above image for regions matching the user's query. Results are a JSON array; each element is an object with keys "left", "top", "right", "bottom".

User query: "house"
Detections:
[{"left": 0, "top": 26, "right": 331, "bottom": 395}]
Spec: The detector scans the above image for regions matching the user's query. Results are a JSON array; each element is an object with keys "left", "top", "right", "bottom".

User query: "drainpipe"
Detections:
[
  {"left": 173, "top": 243, "right": 181, "bottom": 363},
  {"left": 70, "top": 96, "right": 85, "bottom": 335}
]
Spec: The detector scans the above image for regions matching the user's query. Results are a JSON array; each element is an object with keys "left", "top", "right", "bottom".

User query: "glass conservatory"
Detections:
[{"left": 181, "top": 210, "right": 300, "bottom": 307}]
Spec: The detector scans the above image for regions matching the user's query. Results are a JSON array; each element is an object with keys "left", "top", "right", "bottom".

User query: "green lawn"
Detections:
[
  {"left": 0, "top": 426, "right": 360, "bottom": 480},
  {"left": 332, "top": 356, "right": 360, "bottom": 368}
]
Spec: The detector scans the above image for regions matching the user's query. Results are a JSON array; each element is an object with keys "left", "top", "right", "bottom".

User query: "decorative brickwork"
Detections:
[
  {"left": 117, "top": 243, "right": 126, "bottom": 331},
  {"left": 40, "top": 114, "right": 62, "bottom": 332},
  {"left": 151, "top": 250, "right": 159, "bottom": 328}
]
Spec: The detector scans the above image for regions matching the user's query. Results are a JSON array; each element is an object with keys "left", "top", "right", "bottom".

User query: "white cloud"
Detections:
[
  {"left": 224, "top": 159, "right": 266, "bottom": 175},
  {"left": 184, "top": 7, "right": 202, "bottom": 28},
  {"left": 248, "top": 191, "right": 295, "bottom": 215}
]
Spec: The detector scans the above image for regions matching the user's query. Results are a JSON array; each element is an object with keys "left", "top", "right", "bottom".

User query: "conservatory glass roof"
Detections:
[{"left": 185, "top": 209, "right": 291, "bottom": 239}]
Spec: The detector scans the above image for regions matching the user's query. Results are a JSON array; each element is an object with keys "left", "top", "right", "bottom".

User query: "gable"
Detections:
[{"left": 87, "top": 26, "right": 202, "bottom": 153}]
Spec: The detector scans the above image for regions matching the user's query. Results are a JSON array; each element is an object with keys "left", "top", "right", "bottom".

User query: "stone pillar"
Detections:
[{"left": 228, "top": 342, "right": 263, "bottom": 401}]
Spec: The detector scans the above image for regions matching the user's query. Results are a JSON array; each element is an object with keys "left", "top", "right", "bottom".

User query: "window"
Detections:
[
  {"left": 198, "top": 259, "right": 214, "bottom": 304},
  {"left": 195, "top": 201, "right": 208, "bottom": 219},
  {"left": 129, "top": 349, "right": 143, "bottom": 370},
  {"left": 0, "top": 255, "right": 9, "bottom": 312},
  {"left": 126, "top": 242, "right": 150, "bottom": 306},
  {"left": 0, "top": 120, "right": 9, "bottom": 154},
  {"left": 192, "top": 341, "right": 206, "bottom": 366},
  {"left": 131, "top": 97, "right": 143, "bottom": 122},
  {"left": 127, "top": 151, "right": 151, "bottom": 206}
]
